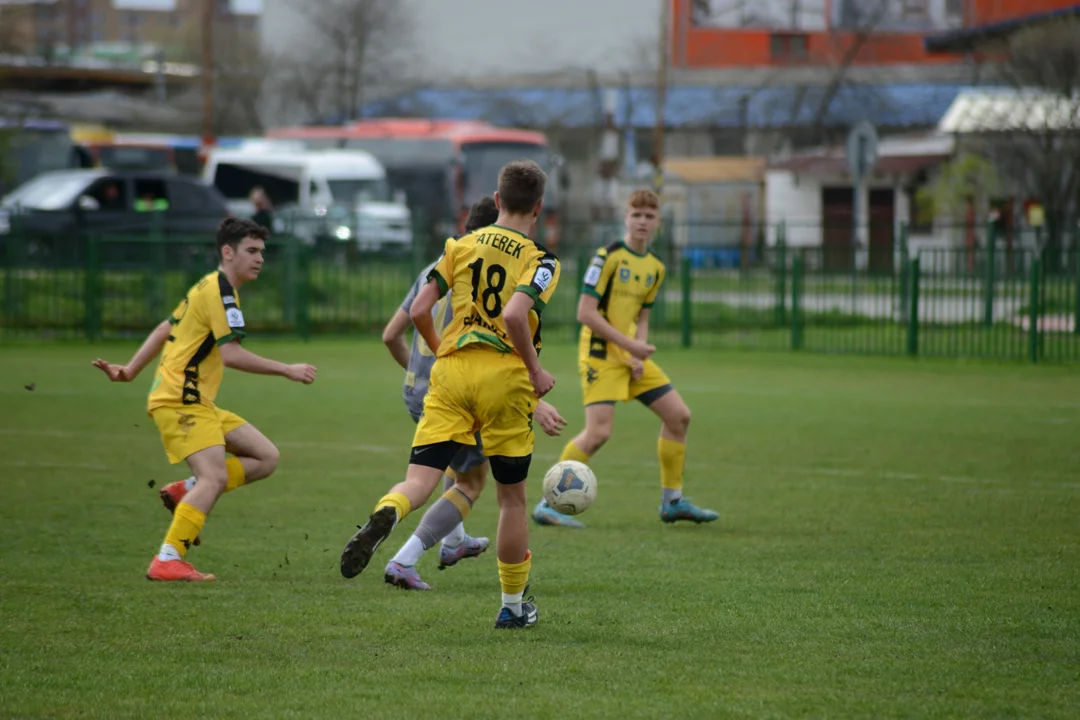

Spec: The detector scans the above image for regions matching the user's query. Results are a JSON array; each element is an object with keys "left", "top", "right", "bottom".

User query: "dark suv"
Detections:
[{"left": 0, "top": 170, "right": 230, "bottom": 261}]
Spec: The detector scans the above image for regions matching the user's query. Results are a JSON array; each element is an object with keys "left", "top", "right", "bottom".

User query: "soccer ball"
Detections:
[{"left": 541, "top": 460, "right": 597, "bottom": 516}]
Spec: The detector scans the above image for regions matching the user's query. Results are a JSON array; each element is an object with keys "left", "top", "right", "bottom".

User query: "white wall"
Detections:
[{"left": 765, "top": 170, "right": 822, "bottom": 247}]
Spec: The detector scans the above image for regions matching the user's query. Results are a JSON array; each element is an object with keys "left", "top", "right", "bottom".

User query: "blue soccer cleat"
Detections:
[
  {"left": 531, "top": 500, "right": 586, "bottom": 529},
  {"left": 660, "top": 498, "right": 719, "bottom": 524},
  {"left": 494, "top": 595, "right": 538, "bottom": 630}
]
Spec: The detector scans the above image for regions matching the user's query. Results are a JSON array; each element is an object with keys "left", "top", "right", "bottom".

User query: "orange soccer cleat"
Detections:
[{"left": 146, "top": 557, "right": 216, "bottom": 582}]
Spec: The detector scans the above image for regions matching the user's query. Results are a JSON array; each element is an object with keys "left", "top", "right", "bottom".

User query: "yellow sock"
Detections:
[
  {"left": 559, "top": 440, "right": 591, "bottom": 464},
  {"left": 224, "top": 457, "right": 247, "bottom": 493},
  {"left": 443, "top": 487, "right": 473, "bottom": 520},
  {"left": 375, "top": 492, "right": 411, "bottom": 523},
  {"left": 658, "top": 436, "right": 687, "bottom": 491},
  {"left": 163, "top": 502, "right": 206, "bottom": 559},
  {"left": 498, "top": 550, "right": 532, "bottom": 596}
]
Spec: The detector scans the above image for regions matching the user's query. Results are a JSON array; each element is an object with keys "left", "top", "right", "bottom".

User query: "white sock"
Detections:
[
  {"left": 502, "top": 591, "right": 523, "bottom": 616},
  {"left": 662, "top": 488, "right": 683, "bottom": 505},
  {"left": 442, "top": 522, "right": 467, "bottom": 548},
  {"left": 183, "top": 476, "right": 196, "bottom": 491},
  {"left": 391, "top": 535, "right": 425, "bottom": 567},
  {"left": 157, "top": 543, "right": 182, "bottom": 562}
]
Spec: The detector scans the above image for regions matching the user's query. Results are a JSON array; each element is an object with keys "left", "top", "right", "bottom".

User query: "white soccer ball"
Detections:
[{"left": 541, "top": 460, "right": 597, "bottom": 516}]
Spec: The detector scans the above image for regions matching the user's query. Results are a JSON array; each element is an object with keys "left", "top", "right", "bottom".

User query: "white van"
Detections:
[{"left": 201, "top": 148, "right": 412, "bottom": 252}]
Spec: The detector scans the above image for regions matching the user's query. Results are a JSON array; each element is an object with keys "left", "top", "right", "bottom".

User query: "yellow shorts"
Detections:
[
  {"left": 413, "top": 346, "right": 537, "bottom": 458},
  {"left": 150, "top": 404, "right": 247, "bottom": 464},
  {"left": 579, "top": 358, "right": 672, "bottom": 406}
]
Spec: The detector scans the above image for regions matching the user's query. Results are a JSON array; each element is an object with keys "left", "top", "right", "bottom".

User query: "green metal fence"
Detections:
[{"left": 2, "top": 221, "right": 1078, "bottom": 362}]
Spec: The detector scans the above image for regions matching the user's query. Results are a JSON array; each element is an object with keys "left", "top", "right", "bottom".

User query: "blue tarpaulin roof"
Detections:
[{"left": 360, "top": 83, "right": 971, "bottom": 130}]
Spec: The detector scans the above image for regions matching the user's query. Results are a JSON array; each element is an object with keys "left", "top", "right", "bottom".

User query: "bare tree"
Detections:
[
  {"left": 966, "top": 19, "right": 1080, "bottom": 270},
  {"left": 279, "top": 0, "right": 415, "bottom": 122},
  {"left": 167, "top": 16, "right": 270, "bottom": 136},
  {"left": 809, "top": 0, "right": 889, "bottom": 141},
  {"left": 211, "top": 24, "right": 269, "bottom": 135}
]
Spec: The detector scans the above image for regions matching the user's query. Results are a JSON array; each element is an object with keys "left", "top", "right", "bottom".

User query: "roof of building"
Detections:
[
  {"left": 360, "top": 83, "right": 972, "bottom": 130},
  {"left": 938, "top": 88, "right": 1080, "bottom": 133},
  {"left": 664, "top": 157, "right": 766, "bottom": 184},
  {"left": 924, "top": 5, "right": 1080, "bottom": 54},
  {"left": 767, "top": 132, "right": 955, "bottom": 177}
]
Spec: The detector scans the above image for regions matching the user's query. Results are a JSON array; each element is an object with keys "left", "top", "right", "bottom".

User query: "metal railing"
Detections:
[{"left": 2, "top": 220, "right": 1077, "bottom": 362}]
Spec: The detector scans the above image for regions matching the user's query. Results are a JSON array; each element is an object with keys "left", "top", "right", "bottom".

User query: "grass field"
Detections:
[{"left": 2, "top": 340, "right": 1079, "bottom": 719}]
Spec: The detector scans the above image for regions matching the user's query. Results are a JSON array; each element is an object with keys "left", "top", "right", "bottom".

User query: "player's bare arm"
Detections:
[
  {"left": 504, "top": 292, "right": 554, "bottom": 398},
  {"left": 92, "top": 318, "right": 172, "bottom": 382},
  {"left": 382, "top": 308, "right": 412, "bottom": 370},
  {"left": 408, "top": 281, "right": 442, "bottom": 355},
  {"left": 218, "top": 340, "right": 316, "bottom": 384},
  {"left": 576, "top": 294, "right": 656, "bottom": 361}
]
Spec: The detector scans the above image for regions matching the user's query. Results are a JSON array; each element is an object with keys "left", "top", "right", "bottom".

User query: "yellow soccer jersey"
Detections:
[
  {"left": 147, "top": 271, "right": 246, "bottom": 411},
  {"left": 577, "top": 241, "right": 665, "bottom": 362},
  {"left": 429, "top": 224, "right": 560, "bottom": 358}
]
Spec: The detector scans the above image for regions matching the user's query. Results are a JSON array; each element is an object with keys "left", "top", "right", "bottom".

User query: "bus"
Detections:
[
  {"left": 0, "top": 118, "right": 79, "bottom": 197},
  {"left": 266, "top": 119, "right": 565, "bottom": 247}
]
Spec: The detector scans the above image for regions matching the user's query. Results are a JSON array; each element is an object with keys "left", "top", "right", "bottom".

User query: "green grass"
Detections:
[{"left": 2, "top": 341, "right": 1079, "bottom": 718}]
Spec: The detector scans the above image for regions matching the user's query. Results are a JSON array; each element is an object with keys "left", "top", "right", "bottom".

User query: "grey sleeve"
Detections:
[
  {"left": 401, "top": 262, "right": 438, "bottom": 313},
  {"left": 401, "top": 276, "right": 423, "bottom": 314}
]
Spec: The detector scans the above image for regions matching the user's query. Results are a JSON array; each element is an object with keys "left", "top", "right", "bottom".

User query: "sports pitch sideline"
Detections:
[{"left": 1, "top": 340, "right": 1078, "bottom": 718}]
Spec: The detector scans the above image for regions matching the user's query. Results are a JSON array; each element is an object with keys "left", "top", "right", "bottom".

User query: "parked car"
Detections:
[{"left": 0, "top": 169, "right": 231, "bottom": 265}]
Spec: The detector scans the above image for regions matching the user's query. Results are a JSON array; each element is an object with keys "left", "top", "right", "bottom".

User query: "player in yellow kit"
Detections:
[
  {"left": 92, "top": 218, "right": 317, "bottom": 581},
  {"left": 534, "top": 189, "right": 719, "bottom": 528},
  {"left": 340, "top": 160, "right": 559, "bottom": 629}
]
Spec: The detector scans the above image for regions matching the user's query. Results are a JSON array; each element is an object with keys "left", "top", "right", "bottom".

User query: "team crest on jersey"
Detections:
[
  {"left": 618, "top": 268, "right": 631, "bottom": 283},
  {"left": 645, "top": 274, "right": 655, "bottom": 288},
  {"left": 534, "top": 267, "right": 554, "bottom": 291}
]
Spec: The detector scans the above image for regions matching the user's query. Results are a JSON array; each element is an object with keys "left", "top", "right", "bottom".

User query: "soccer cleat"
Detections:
[
  {"left": 660, "top": 497, "right": 720, "bottom": 524},
  {"left": 340, "top": 506, "right": 397, "bottom": 579},
  {"left": 159, "top": 480, "right": 200, "bottom": 546},
  {"left": 438, "top": 535, "right": 490, "bottom": 569},
  {"left": 146, "top": 557, "right": 216, "bottom": 582},
  {"left": 494, "top": 595, "right": 539, "bottom": 630},
  {"left": 383, "top": 561, "right": 431, "bottom": 590},
  {"left": 532, "top": 503, "right": 586, "bottom": 529}
]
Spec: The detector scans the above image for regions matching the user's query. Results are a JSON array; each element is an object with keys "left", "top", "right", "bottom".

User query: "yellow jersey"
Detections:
[
  {"left": 577, "top": 241, "right": 664, "bottom": 362},
  {"left": 429, "top": 224, "right": 560, "bottom": 359},
  {"left": 147, "top": 270, "right": 246, "bottom": 411}
]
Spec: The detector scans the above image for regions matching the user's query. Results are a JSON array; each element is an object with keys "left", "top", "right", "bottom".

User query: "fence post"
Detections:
[
  {"left": 575, "top": 241, "right": 591, "bottom": 338},
  {"left": 282, "top": 233, "right": 298, "bottom": 331},
  {"left": 2, "top": 220, "right": 18, "bottom": 335},
  {"left": 898, "top": 221, "right": 909, "bottom": 322},
  {"left": 1029, "top": 254, "right": 1041, "bottom": 364},
  {"left": 775, "top": 221, "right": 787, "bottom": 326},
  {"left": 1074, "top": 226, "right": 1080, "bottom": 336},
  {"left": 790, "top": 251, "right": 803, "bottom": 350},
  {"left": 906, "top": 255, "right": 920, "bottom": 357},
  {"left": 296, "top": 243, "right": 311, "bottom": 342},
  {"left": 983, "top": 221, "right": 997, "bottom": 327},
  {"left": 84, "top": 234, "right": 102, "bottom": 342},
  {"left": 680, "top": 253, "right": 692, "bottom": 348}
]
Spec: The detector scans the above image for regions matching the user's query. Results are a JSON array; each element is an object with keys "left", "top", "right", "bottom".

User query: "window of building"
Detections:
[{"left": 770, "top": 33, "right": 809, "bottom": 61}]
